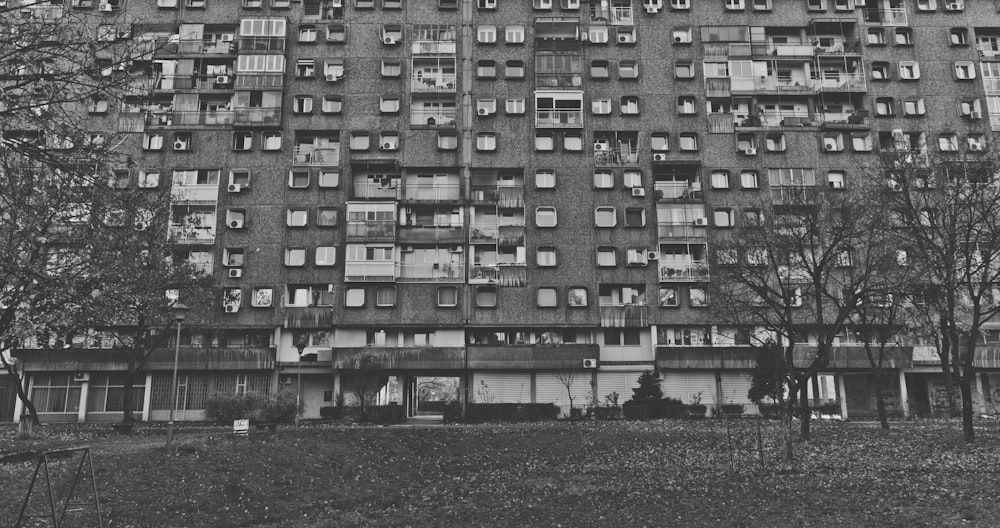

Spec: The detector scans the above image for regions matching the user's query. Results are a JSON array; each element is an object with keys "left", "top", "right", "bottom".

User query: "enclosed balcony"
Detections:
[
  {"left": 233, "top": 107, "right": 281, "bottom": 125},
  {"left": 332, "top": 347, "right": 466, "bottom": 370},
  {"left": 343, "top": 261, "right": 396, "bottom": 282},
  {"left": 402, "top": 180, "right": 461, "bottom": 202},
  {"left": 593, "top": 145, "right": 639, "bottom": 167},
  {"left": 654, "top": 181, "right": 702, "bottom": 203},
  {"left": 535, "top": 91, "right": 584, "bottom": 128},
  {"left": 467, "top": 344, "right": 600, "bottom": 370},
  {"left": 862, "top": 7, "right": 906, "bottom": 27},
  {"left": 292, "top": 145, "right": 340, "bottom": 166},
  {"left": 411, "top": 58, "right": 457, "bottom": 92},
  {"left": 396, "top": 261, "right": 464, "bottom": 283},
  {"left": 657, "top": 260, "right": 709, "bottom": 282}
]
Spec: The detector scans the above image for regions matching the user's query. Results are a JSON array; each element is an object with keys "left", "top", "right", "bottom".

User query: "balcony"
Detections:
[
  {"left": 154, "top": 74, "right": 236, "bottom": 92},
  {"left": 498, "top": 225, "right": 525, "bottom": 246},
  {"left": 410, "top": 74, "right": 457, "bottom": 92},
  {"left": 535, "top": 73, "right": 583, "bottom": 89},
  {"left": 599, "top": 305, "right": 649, "bottom": 328},
  {"left": 818, "top": 111, "right": 870, "bottom": 130},
  {"left": 656, "top": 222, "right": 707, "bottom": 240},
  {"left": 654, "top": 182, "right": 702, "bottom": 202},
  {"left": 707, "top": 114, "right": 735, "bottom": 134},
  {"left": 346, "top": 221, "right": 396, "bottom": 241},
  {"left": 594, "top": 147, "right": 639, "bottom": 167},
  {"left": 149, "top": 110, "right": 234, "bottom": 127},
  {"left": 656, "top": 346, "right": 757, "bottom": 370},
  {"left": 292, "top": 146, "right": 340, "bottom": 166},
  {"left": 397, "top": 261, "right": 464, "bottom": 282},
  {"left": 535, "top": 109, "right": 583, "bottom": 128},
  {"left": 470, "top": 225, "right": 498, "bottom": 243},
  {"left": 411, "top": 41, "right": 457, "bottom": 55},
  {"left": 155, "top": 38, "right": 236, "bottom": 56},
  {"left": 397, "top": 225, "right": 465, "bottom": 244},
  {"left": 815, "top": 73, "right": 866, "bottom": 93},
  {"left": 236, "top": 36, "right": 285, "bottom": 53},
  {"left": 410, "top": 109, "right": 457, "bottom": 128},
  {"left": 14, "top": 347, "right": 274, "bottom": 372},
  {"left": 469, "top": 264, "right": 499, "bottom": 283},
  {"left": 658, "top": 261, "right": 709, "bottom": 282},
  {"left": 234, "top": 73, "right": 284, "bottom": 89},
  {"left": 333, "top": 347, "right": 466, "bottom": 370},
  {"left": 402, "top": 183, "right": 461, "bottom": 202},
  {"left": 171, "top": 185, "right": 220, "bottom": 204},
  {"left": 705, "top": 78, "right": 731, "bottom": 98},
  {"left": 533, "top": 38, "right": 582, "bottom": 54},
  {"left": 353, "top": 182, "right": 402, "bottom": 200},
  {"left": 863, "top": 7, "right": 907, "bottom": 26},
  {"left": 168, "top": 225, "right": 216, "bottom": 244},
  {"left": 467, "top": 344, "right": 600, "bottom": 370},
  {"left": 344, "top": 261, "right": 396, "bottom": 282},
  {"left": 233, "top": 107, "right": 281, "bottom": 125},
  {"left": 730, "top": 76, "right": 816, "bottom": 94},
  {"left": 770, "top": 186, "right": 815, "bottom": 205}
]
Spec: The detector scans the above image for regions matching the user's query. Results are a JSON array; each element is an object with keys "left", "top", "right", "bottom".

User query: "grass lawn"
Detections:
[{"left": 2, "top": 419, "right": 999, "bottom": 527}]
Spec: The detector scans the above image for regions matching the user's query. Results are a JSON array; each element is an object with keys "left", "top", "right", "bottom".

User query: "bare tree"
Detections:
[
  {"left": 554, "top": 370, "right": 579, "bottom": 420},
  {"left": 871, "top": 141, "right": 1000, "bottom": 442}
]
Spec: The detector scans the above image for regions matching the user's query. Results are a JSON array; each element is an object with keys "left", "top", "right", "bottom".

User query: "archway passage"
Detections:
[{"left": 411, "top": 376, "right": 460, "bottom": 416}]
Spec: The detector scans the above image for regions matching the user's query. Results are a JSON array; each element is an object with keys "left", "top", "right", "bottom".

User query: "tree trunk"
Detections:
[
  {"left": 782, "top": 398, "right": 795, "bottom": 463},
  {"left": 939, "top": 317, "right": 959, "bottom": 416},
  {"left": 2, "top": 359, "right": 41, "bottom": 426},
  {"left": 873, "top": 370, "right": 889, "bottom": 431},
  {"left": 959, "top": 369, "right": 975, "bottom": 442},
  {"left": 798, "top": 381, "right": 811, "bottom": 441}
]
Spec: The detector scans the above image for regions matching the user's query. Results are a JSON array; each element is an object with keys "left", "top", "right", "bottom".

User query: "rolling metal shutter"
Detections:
[
  {"left": 718, "top": 372, "right": 753, "bottom": 406},
  {"left": 472, "top": 373, "right": 531, "bottom": 403},
  {"left": 597, "top": 372, "right": 643, "bottom": 405},
  {"left": 661, "top": 372, "right": 717, "bottom": 405},
  {"left": 535, "top": 373, "right": 592, "bottom": 406}
]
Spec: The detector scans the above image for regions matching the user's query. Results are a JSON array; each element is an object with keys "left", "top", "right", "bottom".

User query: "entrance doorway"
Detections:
[{"left": 407, "top": 376, "right": 460, "bottom": 417}]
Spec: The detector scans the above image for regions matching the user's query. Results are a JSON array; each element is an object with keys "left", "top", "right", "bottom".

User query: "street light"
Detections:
[
  {"left": 294, "top": 335, "right": 308, "bottom": 427},
  {"left": 165, "top": 302, "right": 189, "bottom": 450}
]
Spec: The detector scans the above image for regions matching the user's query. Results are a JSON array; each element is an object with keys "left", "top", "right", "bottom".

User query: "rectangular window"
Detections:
[
  {"left": 315, "top": 246, "right": 337, "bottom": 266},
  {"left": 537, "top": 287, "right": 557, "bottom": 307},
  {"left": 437, "top": 286, "right": 458, "bottom": 307}
]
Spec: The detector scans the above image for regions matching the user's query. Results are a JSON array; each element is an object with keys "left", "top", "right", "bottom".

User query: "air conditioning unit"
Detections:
[
  {"left": 652, "top": 153, "right": 667, "bottom": 161},
  {"left": 134, "top": 221, "right": 148, "bottom": 231},
  {"left": 224, "top": 304, "right": 239, "bottom": 313},
  {"left": 400, "top": 245, "right": 414, "bottom": 252},
  {"left": 824, "top": 143, "right": 837, "bottom": 152},
  {"left": 174, "top": 139, "right": 189, "bottom": 150},
  {"left": 594, "top": 142, "right": 609, "bottom": 151},
  {"left": 228, "top": 268, "right": 243, "bottom": 278},
  {"left": 73, "top": 372, "right": 90, "bottom": 382},
  {"left": 744, "top": 147, "right": 757, "bottom": 155},
  {"left": 945, "top": 2, "right": 961, "bottom": 10},
  {"left": 693, "top": 217, "right": 709, "bottom": 226},
  {"left": 99, "top": 1, "right": 112, "bottom": 10},
  {"left": 646, "top": 251, "right": 660, "bottom": 261},
  {"left": 478, "top": 107, "right": 489, "bottom": 115},
  {"left": 970, "top": 143, "right": 983, "bottom": 151},
  {"left": 381, "top": 142, "right": 395, "bottom": 150},
  {"left": 384, "top": 36, "right": 397, "bottom": 45},
  {"left": 280, "top": 375, "right": 293, "bottom": 385},
  {"left": 631, "top": 187, "right": 646, "bottom": 197},
  {"left": 969, "top": 110, "right": 982, "bottom": 120},
  {"left": 229, "top": 219, "right": 244, "bottom": 229},
  {"left": 215, "top": 75, "right": 231, "bottom": 84},
  {"left": 450, "top": 246, "right": 464, "bottom": 253},
  {"left": 583, "top": 358, "right": 598, "bottom": 369},
  {"left": 228, "top": 183, "right": 242, "bottom": 193},
  {"left": 646, "top": 6, "right": 658, "bottom": 13},
  {"left": 221, "top": 34, "right": 234, "bottom": 42},
  {"left": 619, "top": 35, "right": 630, "bottom": 43}
]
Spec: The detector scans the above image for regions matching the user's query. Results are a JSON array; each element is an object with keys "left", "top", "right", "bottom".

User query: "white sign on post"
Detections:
[{"left": 233, "top": 419, "right": 250, "bottom": 436}]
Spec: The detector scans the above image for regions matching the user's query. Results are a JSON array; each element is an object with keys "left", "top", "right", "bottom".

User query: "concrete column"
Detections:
[
  {"left": 77, "top": 379, "right": 89, "bottom": 423},
  {"left": 976, "top": 373, "right": 987, "bottom": 415},
  {"left": 333, "top": 370, "right": 341, "bottom": 403},
  {"left": 898, "top": 370, "right": 910, "bottom": 418},
  {"left": 530, "top": 371, "right": 537, "bottom": 404},
  {"left": 142, "top": 373, "right": 153, "bottom": 422},
  {"left": 837, "top": 374, "right": 848, "bottom": 419}
]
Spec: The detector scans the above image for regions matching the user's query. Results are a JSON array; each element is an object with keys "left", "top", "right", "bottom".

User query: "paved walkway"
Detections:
[{"left": 394, "top": 414, "right": 445, "bottom": 427}]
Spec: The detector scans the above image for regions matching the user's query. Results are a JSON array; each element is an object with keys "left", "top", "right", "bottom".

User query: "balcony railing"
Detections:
[
  {"left": 705, "top": 78, "right": 731, "bottom": 98},
  {"left": 149, "top": 110, "right": 234, "bottom": 127},
  {"left": 411, "top": 41, "right": 457, "bottom": 55},
  {"left": 402, "top": 183, "right": 461, "bottom": 202},
  {"left": 344, "top": 261, "right": 396, "bottom": 282},
  {"left": 658, "top": 261, "right": 709, "bottom": 282},
  {"left": 169, "top": 225, "right": 216, "bottom": 244},
  {"left": 730, "top": 76, "right": 816, "bottom": 93},
  {"left": 599, "top": 305, "right": 649, "bottom": 328},
  {"left": 594, "top": 147, "right": 639, "bottom": 167},
  {"left": 657, "top": 222, "right": 707, "bottom": 239},
  {"left": 396, "top": 225, "right": 464, "bottom": 244},
  {"left": 292, "top": 146, "right": 340, "bottom": 166},
  {"left": 863, "top": 7, "right": 907, "bottom": 26},
  {"left": 171, "top": 185, "right": 220, "bottom": 203},
  {"left": 233, "top": 107, "right": 281, "bottom": 125},
  {"left": 470, "top": 264, "right": 499, "bottom": 283},
  {"left": 154, "top": 75, "right": 236, "bottom": 92},
  {"left": 353, "top": 182, "right": 402, "bottom": 200},
  {"left": 654, "top": 182, "right": 702, "bottom": 202},
  {"left": 410, "top": 110, "right": 457, "bottom": 128},
  {"left": 470, "top": 225, "right": 498, "bottom": 243},
  {"left": 818, "top": 111, "right": 870, "bottom": 129},
  {"left": 815, "top": 73, "right": 866, "bottom": 92},
  {"left": 346, "top": 221, "right": 396, "bottom": 240},
  {"left": 535, "top": 73, "right": 583, "bottom": 89},
  {"left": 498, "top": 225, "right": 525, "bottom": 246},
  {"left": 155, "top": 38, "right": 236, "bottom": 55},
  {"left": 397, "top": 262, "right": 464, "bottom": 282},
  {"left": 410, "top": 74, "right": 457, "bottom": 92},
  {"left": 770, "top": 186, "right": 816, "bottom": 205},
  {"left": 234, "top": 73, "right": 284, "bottom": 89},
  {"left": 237, "top": 36, "right": 285, "bottom": 53},
  {"left": 535, "top": 109, "right": 583, "bottom": 128}
]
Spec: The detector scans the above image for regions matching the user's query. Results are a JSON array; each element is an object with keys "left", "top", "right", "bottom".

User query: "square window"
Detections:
[
  {"left": 318, "top": 170, "right": 339, "bottom": 188},
  {"left": 506, "top": 60, "right": 524, "bottom": 78},
  {"left": 659, "top": 287, "right": 679, "bottom": 307},
  {"left": 677, "top": 96, "right": 696, "bottom": 115},
  {"left": 477, "top": 25, "right": 497, "bottom": 44},
  {"left": 251, "top": 288, "right": 273, "bottom": 307},
  {"left": 350, "top": 131, "right": 370, "bottom": 150},
  {"left": 563, "top": 133, "right": 583, "bottom": 151},
  {"left": 568, "top": 287, "right": 587, "bottom": 307},
  {"left": 651, "top": 133, "right": 669, "bottom": 151},
  {"left": 590, "top": 60, "right": 609, "bottom": 79},
  {"left": 675, "top": 61, "right": 694, "bottom": 79},
  {"left": 690, "top": 287, "right": 708, "bottom": 307},
  {"left": 322, "top": 95, "right": 343, "bottom": 114},
  {"left": 679, "top": 133, "right": 698, "bottom": 151},
  {"left": 618, "top": 61, "right": 638, "bottom": 79},
  {"left": 438, "top": 132, "right": 458, "bottom": 150},
  {"left": 620, "top": 96, "right": 640, "bottom": 115},
  {"left": 740, "top": 171, "right": 759, "bottom": 189},
  {"left": 535, "top": 133, "right": 554, "bottom": 151},
  {"left": 262, "top": 132, "right": 282, "bottom": 150},
  {"left": 595, "top": 206, "right": 616, "bottom": 227},
  {"left": 233, "top": 131, "right": 253, "bottom": 151},
  {"left": 380, "top": 96, "right": 400, "bottom": 113},
  {"left": 477, "top": 133, "right": 496, "bottom": 151},
  {"left": 714, "top": 208, "right": 734, "bottom": 227},
  {"left": 437, "top": 286, "right": 458, "bottom": 307},
  {"left": 477, "top": 60, "right": 496, "bottom": 78},
  {"left": 625, "top": 207, "right": 645, "bottom": 227},
  {"left": 296, "top": 59, "right": 316, "bottom": 78},
  {"left": 299, "top": 25, "right": 317, "bottom": 43},
  {"left": 593, "top": 170, "right": 614, "bottom": 188},
  {"left": 950, "top": 28, "right": 968, "bottom": 46},
  {"left": 381, "top": 60, "right": 402, "bottom": 77},
  {"left": 894, "top": 28, "right": 913, "bottom": 46},
  {"left": 285, "top": 247, "right": 306, "bottom": 267},
  {"left": 899, "top": 61, "right": 920, "bottom": 80},
  {"left": 955, "top": 61, "right": 975, "bottom": 80},
  {"left": 287, "top": 209, "right": 308, "bottom": 226},
  {"left": 592, "top": 98, "right": 612, "bottom": 115},
  {"left": 506, "top": 98, "right": 525, "bottom": 114},
  {"left": 711, "top": 171, "right": 730, "bottom": 189},
  {"left": 827, "top": 171, "right": 846, "bottom": 189},
  {"left": 345, "top": 288, "right": 365, "bottom": 307},
  {"left": 536, "top": 169, "right": 556, "bottom": 189},
  {"left": 867, "top": 28, "right": 884, "bottom": 45},
  {"left": 315, "top": 246, "right": 337, "bottom": 266},
  {"left": 537, "top": 287, "right": 558, "bottom": 307},
  {"left": 288, "top": 170, "right": 310, "bottom": 188},
  {"left": 376, "top": 286, "right": 396, "bottom": 306},
  {"left": 505, "top": 25, "right": 525, "bottom": 43},
  {"left": 623, "top": 170, "right": 642, "bottom": 188},
  {"left": 476, "top": 286, "right": 497, "bottom": 307},
  {"left": 138, "top": 171, "right": 160, "bottom": 188},
  {"left": 536, "top": 206, "right": 557, "bottom": 227},
  {"left": 597, "top": 247, "right": 616, "bottom": 267},
  {"left": 537, "top": 247, "right": 556, "bottom": 266},
  {"left": 317, "top": 207, "right": 338, "bottom": 226},
  {"left": 293, "top": 95, "right": 313, "bottom": 114},
  {"left": 871, "top": 62, "right": 889, "bottom": 81}
]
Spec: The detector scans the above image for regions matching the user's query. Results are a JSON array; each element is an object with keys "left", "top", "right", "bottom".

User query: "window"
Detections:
[
  {"left": 590, "top": 60, "right": 610, "bottom": 79},
  {"left": 437, "top": 286, "right": 458, "bottom": 307},
  {"left": 894, "top": 28, "right": 913, "bottom": 46},
  {"left": 477, "top": 25, "right": 496, "bottom": 44},
  {"left": 477, "top": 133, "right": 496, "bottom": 151},
  {"left": 288, "top": 170, "right": 310, "bottom": 188},
  {"left": 285, "top": 247, "right": 306, "bottom": 267},
  {"left": 287, "top": 208, "right": 308, "bottom": 226},
  {"left": 623, "top": 170, "right": 642, "bottom": 188},
  {"left": 671, "top": 0, "right": 690, "bottom": 8},
  {"left": 438, "top": 132, "right": 458, "bottom": 150},
  {"left": 299, "top": 25, "right": 317, "bottom": 43},
  {"left": 597, "top": 247, "right": 617, "bottom": 267},
  {"left": 651, "top": 133, "right": 669, "bottom": 151},
  {"left": 588, "top": 26, "right": 609, "bottom": 44},
  {"left": 725, "top": 0, "right": 744, "bottom": 10},
  {"left": 592, "top": 97, "right": 612, "bottom": 115},
  {"left": 380, "top": 96, "right": 400, "bottom": 114},
  {"left": 537, "top": 247, "right": 556, "bottom": 266},
  {"left": 478, "top": 0, "right": 496, "bottom": 8},
  {"left": 296, "top": 59, "right": 316, "bottom": 78},
  {"left": 867, "top": 28, "right": 884, "bottom": 45},
  {"left": 714, "top": 208, "right": 734, "bottom": 227},
  {"left": 625, "top": 208, "right": 645, "bottom": 227},
  {"left": 506, "top": 60, "right": 524, "bottom": 78},
  {"left": 537, "top": 287, "right": 558, "bottom": 307},
  {"left": 689, "top": 287, "right": 708, "bottom": 307},
  {"left": 595, "top": 207, "right": 616, "bottom": 227},
  {"left": 317, "top": 207, "right": 338, "bottom": 226},
  {"left": 679, "top": 133, "right": 698, "bottom": 151},
  {"left": 138, "top": 171, "right": 160, "bottom": 188},
  {"left": 955, "top": 61, "right": 975, "bottom": 80},
  {"left": 903, "top": 98, "right": 926, "bottom": 116},
  {"left": 806, "top": 0, "right": 824, "bottom": 10},
  {"left": 765, "top": 133, "right": 786, "bottom": 152},
  {"left": 350, "top": 131, "right": 370, "bottom": 150},
  {"left": 376, "top": 286, "right": 395, "bottom": 306},
  {"left": 871, "top": 62, "right": 889, "bottom": 80},
  {"left": 593, "top": 170, "right": 613, "bottom": 188},
  {"left": 563, "top": 133, "right": 583, "bottom": 151},
  {"left": 899, "top": 61, "right": 920, "bottom": 80},
  {"left": 143, "top": 133, "right": 164, "bottom": 151},
  {"left": 938, "top": 133, "right": 958, "bottom": 152},
  {"left": 476, "top": 287, "right": 497, "bottom": 307},
  {"left": 381, "top": 59, "right": 402, "bottom": 77},
  {"left": 677, "top": 96, "right": 696, "bottom": 115},
  {"left": 568, "top": 288, "right": 587, "bottom": 307},
  {"left": 536, "top": 169, "right": 556, "bottom": 189},
  {"left": 318, "top": 170, "right": 339, "bottom": 188},
  {"left": 711, "top": 171, "right": 730, "bottom": 189},
  {"left": 322, "top": 95, "right": 343, "bottom": 114},
  {"left": 744, "top": 209, "right": 762, "bottom": 226},
  {"left": 875, "top": 98, "right": 894, "bottom": 116},
  {"left": 293, "top": 95, "right": 313, "bottom": 114},
  {"left": 851, "top": 133, "right": 873, "bottom": 152},
  {"left": 506, "top": 98, "right": 525, "bottom": 114},
  {"left": 740, "top": 171, "right": 759, "bottom": 189},
  {"left": 345, "top": 288, "right": 365, "bottom": 307},
  {"left": 326, "top": 24, "right": 347, "bottom": 43},
  {"left": 536, "top": 207, "right": 557, "bottom": 227},
  {"left": 950, "top": 28, "right": 968, "bottom": 46},
  {"left": 675, "top": 61, "right": 694, "bottom": 79},
  {"left": 315, "top": 246, "right": 337, "bottom": 266},
  {"left": 233, "top": 131, "right": 253, "bottom": 151},
  {"left": 477, "top": 60, "right": 496, "bottom": 78},
  {"left": 534, "top": 132, "right": 554, "bottom": 151},
  {"left": 916, "top": 0, "right": 936, "bottom": 10},
  {"left": 618, "top": 61, "right": 638, "bottom": 79},
  {"left": 827, "top": 171, "right": 846, "bottom": 189},
  {"left": 659, "top": 287, "right": 679, "bottom": 307},
  {"left": 262, "top": 132, "right": 282, "bottom": 150},
  {"left": 506, "top": 25, "right": 525, "bottom": 43}
]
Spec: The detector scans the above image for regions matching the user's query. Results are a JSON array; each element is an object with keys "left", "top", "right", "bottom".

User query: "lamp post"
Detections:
[
  {"left": 294, "top": 336, "right": 308, "bottom": 427},
  {"left": 165, "top": 302, "right": 189, "bottom": 450}
]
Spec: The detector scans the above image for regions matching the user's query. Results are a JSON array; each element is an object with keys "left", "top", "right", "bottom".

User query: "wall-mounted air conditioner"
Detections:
[
  {"left": 228, "top": 183, "right": 243, "bottom": 193},
  {"left": 228, "top": 268, "right": 243, "bottom": 278},
  {"left": 583, "top": 358, "right": 598, "bottom": 369},
  {"left": 631, "top": 187, "right": 646, "bottom": 197}
]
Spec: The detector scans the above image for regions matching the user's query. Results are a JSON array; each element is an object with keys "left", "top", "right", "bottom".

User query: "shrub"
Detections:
[
  {"left": 349, "top": 404, "right": 406, "bottom": 425},
  {"left": 257, "top": 391, "right": 298, "bottom": 423},
  {"left": 586, "top": 406, "right": 621, "bottom": 421},
  {"left": 569, "top": 407, "right": 585, "bottom": 421},
  {"left": 442, "top": 401, "right": 463, "bottom": 423},
  {"left": 715, "top": 404, "right": 745, "bottom": 417},
  {"left": 205, "top": 393, "right": 261, "bottom": 423},
  {"left": 622, "top": 401, "right": 647, "bottom": 420},
  {"left": 319, "top": 406, "right": 345, "bottom": 420},
  {"left": 463, "top": 403, "right": 559, "bottom": 423},
  {"left": 685, "top": 404, "right": 708, "bottom": 419}
]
